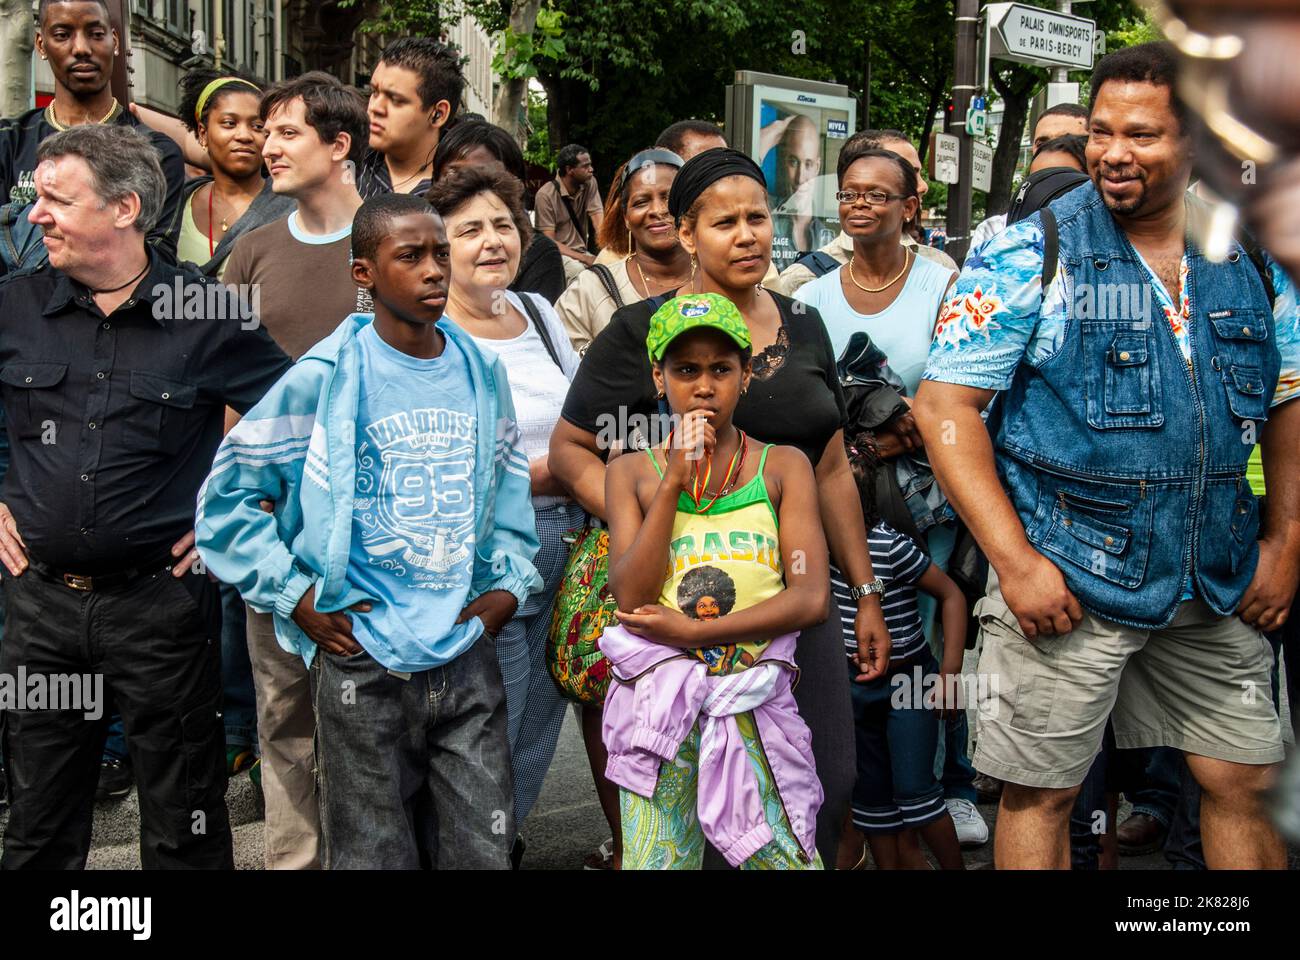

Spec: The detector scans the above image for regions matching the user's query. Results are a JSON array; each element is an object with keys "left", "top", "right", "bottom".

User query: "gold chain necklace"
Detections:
[
  {"left": 47, "top": 98, "right": 118, "bottom": 131},
  {"left": 630, "top": 253, "right": 691, "bottom": 296},
  {"left": 847, "top": 246, "right": 911, "bottom": 294}
]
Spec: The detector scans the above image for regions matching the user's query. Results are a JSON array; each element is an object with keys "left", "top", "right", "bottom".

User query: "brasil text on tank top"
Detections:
[{"left": 647, "top": 442, "right": 786, "bottom": 675}]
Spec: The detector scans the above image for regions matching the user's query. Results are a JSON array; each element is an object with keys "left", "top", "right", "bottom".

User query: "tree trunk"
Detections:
[
  {"left": 916, "top": 82, "right": 944, "bottom": 167},
  {"left": 537, "top": 71, "right": 568, "bottom": 153},
  {"left": 491, "top": 0, "right": 543, "bottom": 143},
  {"left": 987, "top": 67, "right": 1038, "bottom": 217},
  {"left": 0, "top": 0, "right": 34, "bottom": 117}
]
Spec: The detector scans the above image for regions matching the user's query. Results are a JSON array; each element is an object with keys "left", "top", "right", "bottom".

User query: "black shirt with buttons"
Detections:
[{"left": 0, "top": 251, "right": 293, "bottom": 574}]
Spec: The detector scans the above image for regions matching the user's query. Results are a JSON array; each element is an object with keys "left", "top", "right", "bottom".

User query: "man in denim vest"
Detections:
[{"left": 914, "top": 42, "right": 1300, "bottom": 869}]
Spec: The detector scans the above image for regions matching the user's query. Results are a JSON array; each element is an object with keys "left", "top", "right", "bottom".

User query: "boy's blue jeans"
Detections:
[{"left": 310, "top": 634, "right": 514, "bottom": 869}]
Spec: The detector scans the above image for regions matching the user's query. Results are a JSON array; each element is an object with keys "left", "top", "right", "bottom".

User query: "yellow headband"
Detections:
[{"left": 195, "top": 76, "right": 261, "bottom": 126}]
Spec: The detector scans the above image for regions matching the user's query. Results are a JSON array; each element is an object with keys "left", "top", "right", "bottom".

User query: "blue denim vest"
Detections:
[{"left": 995, "top": 183, "right": 1279, "bottom": 628}]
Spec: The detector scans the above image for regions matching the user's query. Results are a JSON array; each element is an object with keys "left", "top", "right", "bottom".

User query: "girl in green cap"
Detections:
[{"left": 601, "top": 293, "right": 831, "bottom": 869}]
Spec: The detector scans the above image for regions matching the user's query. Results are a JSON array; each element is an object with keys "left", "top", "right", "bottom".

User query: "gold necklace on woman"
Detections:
[
  {"left": 631, "top": 251, "right": 692, "bottom": 296},
  {"left": 847, "top": 246, "right": 911, "bottom": 294}
]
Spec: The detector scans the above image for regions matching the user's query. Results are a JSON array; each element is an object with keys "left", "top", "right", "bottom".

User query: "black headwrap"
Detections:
[{"left": 667, "top": 147, "right": 767, "bottom": 223}]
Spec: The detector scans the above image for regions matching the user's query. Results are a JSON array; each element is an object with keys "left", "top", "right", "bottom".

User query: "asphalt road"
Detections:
[
  {"left": 1, "top": 652, "right": 1292, "bottom": 869},
  {"left": 0, "top": 708, "right": 1183, "bottom": 870}
]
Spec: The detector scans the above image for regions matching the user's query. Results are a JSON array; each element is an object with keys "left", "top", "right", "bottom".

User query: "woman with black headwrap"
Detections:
[{"left": 550, "top": 147, "right": 891, "bottom": 866}]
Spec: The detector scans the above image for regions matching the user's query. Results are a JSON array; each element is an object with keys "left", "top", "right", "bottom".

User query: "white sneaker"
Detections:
[{"left": 945, "top": 798, "right": 989, "bottom": 847}]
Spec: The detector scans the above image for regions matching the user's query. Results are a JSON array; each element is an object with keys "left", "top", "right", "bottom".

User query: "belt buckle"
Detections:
[{"left": 63, "top": 573, "right": 93, "bottom": 591}]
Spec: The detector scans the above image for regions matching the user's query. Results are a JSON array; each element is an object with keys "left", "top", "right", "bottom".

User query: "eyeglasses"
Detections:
[{"left": 835, "top": 190, "right": 907, "bottom": 206}]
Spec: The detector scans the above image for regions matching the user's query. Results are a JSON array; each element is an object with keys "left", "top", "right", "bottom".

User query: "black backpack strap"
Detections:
[
  {"left": 1236, "top": 229, "right": 1276, "bottom": 306},
  {"left": 555, "top": 180, "right": 594, "bottom": 252},
  {"left": 795, "top": 250, "right": 840, "bottom": 278},
  {"left": 590, "top": 263, "right": 625, "bottom": 309},
  {"left": 1040, "top": 208, "right": 1058, "bottom": 292},
  {"left": 518, "top": 292, "right": 563, "bottom": 370}
]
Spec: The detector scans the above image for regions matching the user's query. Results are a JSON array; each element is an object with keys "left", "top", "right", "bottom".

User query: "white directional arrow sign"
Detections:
[
  {"left": 986, "top": 2, "right": 1096, "bottom": 70},
  {"left": 971, "top": 141, "right": 993, "bottom": 193},
  {"left": 931, "top": 133, "right": 960, "bottom": 185}
]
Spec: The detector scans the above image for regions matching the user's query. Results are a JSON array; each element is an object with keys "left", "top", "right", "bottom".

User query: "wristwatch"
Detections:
[{"left": 849, "top": 577, "right": 886, "bottom": 601}]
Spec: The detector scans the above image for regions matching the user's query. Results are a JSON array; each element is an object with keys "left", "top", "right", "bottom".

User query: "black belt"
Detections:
[{"left": 27, "top": 552, "right": 177, "bottom": 592}]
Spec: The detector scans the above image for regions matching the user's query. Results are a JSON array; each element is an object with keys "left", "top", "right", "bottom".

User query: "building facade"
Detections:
[{"left": 30, "top": 1, "right": 495, "bottom": 118}]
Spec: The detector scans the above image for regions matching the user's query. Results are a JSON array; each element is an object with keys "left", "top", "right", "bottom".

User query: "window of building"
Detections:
[
  {"left": 222, "top": 0, "right": 235, "bottom": 63},
  {"left": 166, "top": 0, "right": 186, "bottom": 32},
  {"left": 244, "top": 0, "right": 258, "bottom": 73}
]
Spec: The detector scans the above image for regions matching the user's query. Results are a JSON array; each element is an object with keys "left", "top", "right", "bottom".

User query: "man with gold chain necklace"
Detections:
[{"left": 0, "top": 0, "right": 184, "bottom": 267}]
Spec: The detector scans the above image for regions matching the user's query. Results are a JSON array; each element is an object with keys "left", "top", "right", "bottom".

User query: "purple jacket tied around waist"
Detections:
[{"left": 600, "top": 624, "right": 822, "bottom": 866}]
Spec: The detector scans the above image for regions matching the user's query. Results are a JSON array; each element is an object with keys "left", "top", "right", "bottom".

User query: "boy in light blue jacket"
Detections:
[{"left": 195, "top": 194, "right": 541, "bottom": 869}]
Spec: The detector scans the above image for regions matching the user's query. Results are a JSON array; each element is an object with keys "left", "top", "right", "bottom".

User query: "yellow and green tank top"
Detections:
[{"left": 648, "top": 443, "right": 785, "bottom": 675}]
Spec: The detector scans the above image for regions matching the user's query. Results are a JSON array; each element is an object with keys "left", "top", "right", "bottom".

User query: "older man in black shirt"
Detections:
[
  {"left": 0, "top": 124, "right": 291, "bottom": 869},
  {"left": 0, "top": 1, "right": 184, "bottom": 264}
]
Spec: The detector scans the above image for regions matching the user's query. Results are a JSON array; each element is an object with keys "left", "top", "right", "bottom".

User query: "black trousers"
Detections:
[
  {"left": 0, "top": 565, "right": 233, "bottom": 869},
  {"left": 791, "top": 594, "right": 857, "bottom": 863},
  {"left": 700, "top": 594, "right": 856, "bottom": 869}
]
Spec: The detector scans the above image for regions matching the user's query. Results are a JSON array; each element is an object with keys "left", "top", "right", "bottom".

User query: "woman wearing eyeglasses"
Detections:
[{"left": 794, "top": 145, "right": 956, "bottom": 392}]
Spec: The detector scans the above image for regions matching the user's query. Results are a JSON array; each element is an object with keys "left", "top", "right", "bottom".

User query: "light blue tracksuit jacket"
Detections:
[{"left": 194, "top": 313, "right": 541, "bottom": 667}]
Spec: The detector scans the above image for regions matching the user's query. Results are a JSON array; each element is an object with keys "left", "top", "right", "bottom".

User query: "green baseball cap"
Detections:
[{"left": 646, "top": 293, "right": 751, "bottom": 362}]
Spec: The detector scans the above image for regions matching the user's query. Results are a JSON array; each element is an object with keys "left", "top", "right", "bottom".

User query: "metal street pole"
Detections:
[
  {"left": 1053, "top": 0, "right": 1073, "bottom": 83},
  {"left": 946, "top": 0, "right": 979, "bottom": 264}
]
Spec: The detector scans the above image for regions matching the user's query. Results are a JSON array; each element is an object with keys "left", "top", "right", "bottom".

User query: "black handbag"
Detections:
[{"left": 837, "top": 332, "right": 927, "bottom": 547}]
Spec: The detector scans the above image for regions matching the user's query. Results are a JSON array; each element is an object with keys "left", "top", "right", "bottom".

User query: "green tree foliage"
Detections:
[
  {"left": 349, "top": 0, "right": 1150, "bottom": 194},
  {"left": 983, "top": 0, "right": 1152, "bottom": 215}
]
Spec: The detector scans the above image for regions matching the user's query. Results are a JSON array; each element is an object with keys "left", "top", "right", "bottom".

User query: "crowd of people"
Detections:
[{"left": 0, "top": 0, "right": 1296, "bottom": 872}]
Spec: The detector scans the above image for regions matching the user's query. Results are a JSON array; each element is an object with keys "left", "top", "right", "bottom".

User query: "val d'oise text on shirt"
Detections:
[{"left": 346, "top": 324, "right": 484, "bottom": 672}]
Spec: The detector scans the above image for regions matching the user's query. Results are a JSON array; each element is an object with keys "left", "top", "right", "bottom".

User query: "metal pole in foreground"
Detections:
[
  {"left": 946, "top": 0, "right": 979, "bottom": 264},
  {"left": 1054, "top": 0, "right": 1074, "bottom": 84}
]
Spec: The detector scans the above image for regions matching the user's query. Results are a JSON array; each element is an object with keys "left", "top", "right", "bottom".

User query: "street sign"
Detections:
[
  {"left": 932, "top": 133, "right": 960, "bottom": 185},
  {"left": 972, "top": 140, "right": 993, "bottom": 193},
  {"left": 985, "top": 2, "right": 1096, "bottom": 71},
  {"left": 966, "top": 105, "right": 987, "bottom": 138}
]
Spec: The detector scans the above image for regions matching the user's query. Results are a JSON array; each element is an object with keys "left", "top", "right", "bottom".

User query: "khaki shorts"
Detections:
[{"left": 972, "top": 570, "right": 1283, "bottom": 789}]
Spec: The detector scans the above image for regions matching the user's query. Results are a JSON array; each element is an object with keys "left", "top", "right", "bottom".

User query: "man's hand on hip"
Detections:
[
  {"left": 0, "top": 502, "right": 28, "bottom": 576},
  {"left": 169, "top": 529, "right": 203, "bottom": 577}
]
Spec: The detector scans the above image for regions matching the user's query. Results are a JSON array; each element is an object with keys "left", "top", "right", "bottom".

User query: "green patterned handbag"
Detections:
[{"left": 546, "top": 525, "right": 617, "bottom": 705}]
